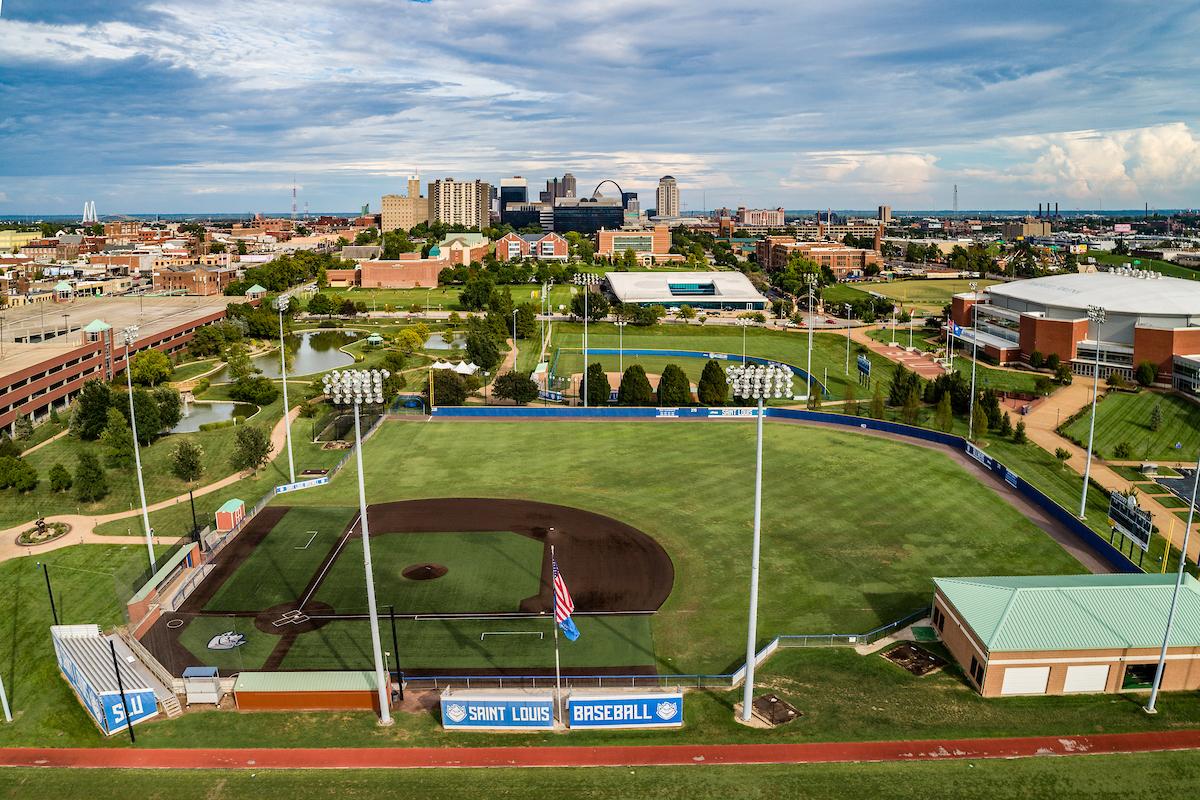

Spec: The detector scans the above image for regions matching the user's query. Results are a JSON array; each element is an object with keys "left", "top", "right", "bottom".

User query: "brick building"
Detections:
[
  {"left": 494, "top": 232, "right": 569, "bottom": 262},
  {"left": 152, "top": 265, "right": 238, "bottom": 296},
  {"left": 358, "top": 253, "right": 445, "bottom": 288},
  {"left": 596, "top": 225, "right": 681, "bottom": 265},
  {"left": 756, "top": 238, "right": 881, "bottom": 279},
  {"left": 436, "top": 233, "right": 490, "bottom": 266}
]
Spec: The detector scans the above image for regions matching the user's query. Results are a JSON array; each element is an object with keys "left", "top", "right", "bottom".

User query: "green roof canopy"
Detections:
[
  {"left": 234, "top": 671, "right": 377, "bottom": 693},
  {"left": 54, "top": 280, "right": 72, "bottom": 292},
  {"left": 217, "top": 498, "right": 244, "bottom": 514},
  {"left": 83, "top": 319, "right": 111, "bottom": 333},
  {"left": 245, "top": 284, "right": 267, "bottom": 295},
  {"left": 935, "top": 574, "right": 1200, "bottom": 652}
]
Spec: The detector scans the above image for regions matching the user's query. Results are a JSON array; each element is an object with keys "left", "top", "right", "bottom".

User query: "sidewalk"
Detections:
[
  {"left": 3, "top": 728, "right": 1199, "bottom": 769},
  {"left": 1023, "top": 381, "right": 1198, "bottom": 563},
  {"left": 0, "top": 406, "right": 302, "bottom": 564}
]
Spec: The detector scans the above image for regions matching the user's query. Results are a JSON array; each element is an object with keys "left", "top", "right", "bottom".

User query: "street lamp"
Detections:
[
  {"left": 734, "top": 317, "right": 752, "bottom": 365},
  {"left": 122, "top": 327, "right": 155, "bottom": 571},
  {"left": 727, "top": 364, "right": 793, "bottom": 723},
  {"left": 274, "top": 296, "right": 296, "bottom": 485},
  {"left": 573, "top": 273, "right": 601, "bottom": 407},
  {"left": 966, "top": 282, "right": 981, "bottom": 441},
  {"left": 321, "top": 368, "right": 393, "bottom": 726},
  {"left": 804, "top": 275, "right": 817, "bottom": 400},
  {"left": 614, "top": 320, "right": 628, "bottom": 372},
  {"left": 844, "top": 304, "right": 852, "bottom": 374},
  {"left": 1145, "top": 447, "right": 1200, "bottom": 714},
  {"left": 1079, "top": 305, "right": 1107, "bottom": 519}
]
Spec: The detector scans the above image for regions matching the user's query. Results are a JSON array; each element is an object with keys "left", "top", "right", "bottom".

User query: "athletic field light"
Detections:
[
  {"left": 323, "top": 368, "right": 393, "bottom": 725},
  {"left": 123, "top": 326, "right": 155, "bottom": 571},
  {"left": 274, "top": 296, "right": 296, "bottom": 485},
  {"left": 966, "top": 282, "right": 980, "bottom": 441},
  {"left": 572, "top": 272, "right": 601, "bottom": 407},
  {"left": 1078, "top": 305, "right": 1106, "bottom": 519},
  {"left": 727, "top": 364, "right": 793, "bottom": 722}
]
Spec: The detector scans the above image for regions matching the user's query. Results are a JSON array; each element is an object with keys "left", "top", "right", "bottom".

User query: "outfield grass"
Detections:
[
  {"left": 859, "top": 278, "right": 1001, "bottom": 310},
  {"left": 9, "top": 753, "right": 1200, "bottom": 800},
  {"left": 278, "top": 420, "right": 1086, "bottom": 674},
  {"left": 335, "top": 284, "right": 576, "bottom": 312},
  {"left": 1063, "top": 390, "right": 1200, "bottom": 461}
]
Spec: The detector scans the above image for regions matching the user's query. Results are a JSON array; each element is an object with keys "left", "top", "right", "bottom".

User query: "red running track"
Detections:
[{"left": 3, "top": 730, "right": 1200, "bottom": 769}]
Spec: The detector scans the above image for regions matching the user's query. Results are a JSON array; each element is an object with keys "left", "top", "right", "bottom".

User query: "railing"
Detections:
[
  {"left": 776, "top": 607, "right": 930, "bottom": 649},
  {"left": 118, "top": 628, "right": 181, "bottom": 693}
]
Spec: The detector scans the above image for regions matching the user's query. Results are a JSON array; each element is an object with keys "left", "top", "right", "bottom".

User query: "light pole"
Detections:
[
  {"left": 736, "top": 318, "right": 751, "bottom": 365},
  {"left": 804, "top": 276, "right": 816, "bottom": 400},
  {"left": 275, "top": 296, "right": 295, "bottom": 485},
  {"left": 727, "top": 364, "right": 793, "bottom": 722},
  {"left": 844, "top": 303, "right": 852, "bottom": 374},
  {"left": 483, "top": 371, "right": 490, "bottom": 405},
  {"left": 573, "top": 273, "right": 600, "bottom": 407},
  {"left": 1079, "top": 305, "right": 1107, "bottom": 519},
  {"left": 123, "top": 327, "right": 155, "bottom": 571},
  {"left": 615, "top": 320, "right": 628, "bottom": 372},
  {"left": 966, "top": 282, "right": 980, "bottom": 441},
  {"left": 322, "top": 369, "right": 393, "bottom": 726},
  {"left": 1145, "top": 447, "right": 1200, "bottom": 714}
]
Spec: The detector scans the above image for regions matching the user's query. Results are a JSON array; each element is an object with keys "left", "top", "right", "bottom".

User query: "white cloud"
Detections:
[{"left": 783, "top": 151, "right": 939, "bottom": 196}]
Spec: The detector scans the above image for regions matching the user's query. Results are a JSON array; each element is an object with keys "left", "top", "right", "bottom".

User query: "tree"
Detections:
[
  {"left": 970, "top": 402, "right": 989, "bottom": 440},
  {"left": 844, "top": 382, "right": 859, "bottom": 416},
  {"left": 621, "top": 248, "right": 638, "bottom": 270},
  {"left": 224, "top": 342, "right": 257, "bottom": 382},
  {"left": 1028, "top": 350, "right": 1045, "bottom": 369},
  {"left": 514, "top": 302, "right": 537, "bottom": 340},
  {"left": 1114, "top": 441, "right": 1133, "bottom": 459},
  {"left": 570, "top": 290, "right": 609, "bottom": 322},
  {"left": 1135, "top": 361, "right": 1157, "bottom": 387},
  {"left": 657, "top": 364, "right": 692, "bottom": 406},
  {"left": 307, "top": 292, "right": 334, "bottom": 318},
  {"left": 100, "top": 407, "right": 135, "bottom": 468},
  {"left": 48, "top": 463, "right": 72, "bottom": 493},
  {"left": 0, "top": 456, "right": 37, "bottom": 492},
  {"left": 74, "top": 451, "right": 109, "bottom": 502},
  {"left": 935, "top": 392, "right": 953, "bottom": 433},
  {"left": 0, "top": 435, "right": 18, "bottom": 460},
  {"left": 339, "top": 298, "right": 358, "bottom": 317},
  {"left": 1107, "top": 371, "right": 1128, "bottom": 390},
  {"left": 1013, "top": 420, "right": 1027, "bottom": 443},
  {"left": 459, "top": 273, "right": 496, "bottom": 311},
  {"left": 14, "top": 416, "right": 32, "bottom": 441},
  {"left": 1150, "top": 403, "right": 1164, "bottom": 432},
  {"left": 130, "top": 349, "right": 174, "bottom": 386},
  {"left": 123, "top": 389, "right": 162, "bottom": 444},
  {"left": 396, "top": 328, "right": 424, "bottom": 353},
  {"left": 575, "top": 362, "right": 606, "bottom": 406},
  {"left": 493, "top": 371, "right": 539, "bottom": 405},
  {"left": 171, "top": 439, "right": 206, "bottom": 537},
  {"left": 870, "top": 384, "right": 885, "bottom": 419},
  {"left": 188, "top": 325, "right": 225, "bottom": 358},
  {"left": 230, "top": 375, "right": 280, "bottom": 405},
  {"left": 1055, "top": 447, "right": 1072, "bottom": 465},
  {"left": 465, "top": 319, "right": 502, "bottom": 370},
  {"left": 72, "top": 380, "right": 113, "bottom": 440},
  {"left": 425, "top": 369, "right": 467, "bottom": 406},
  {"left": 154, "top": 386, "right": 183, "bottom": 431},
  {"left": 617, "top": 365, "right": 655, "bottom": 406},
  {"left": 1046, "top": 353, "right": 1061, "bottom": 371},
  {"left": 999, "top": 411, "right": 1013, "bottom": 438},
  {"left": 230, "top": 425, "right": 274, "bottom": 473},
  {"left": 901, "top": 384, "right": 920, "bottom": 425},
  {"left": 1054, "top": 363, "right": 1073, "bottom": 385},
  {"left": 697, "top": 359, "right": 728, "bottom": 406},
  {"left": 678, "top": 305, "right": 696, "bottom": 320}
]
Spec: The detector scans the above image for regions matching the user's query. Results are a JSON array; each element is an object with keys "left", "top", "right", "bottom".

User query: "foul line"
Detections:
[
  {"left": 3, "top": 729, "right": 1200, "bottom": 769},
  {"left": 298, "top": 514, "right": 360, "bottom": 609}
]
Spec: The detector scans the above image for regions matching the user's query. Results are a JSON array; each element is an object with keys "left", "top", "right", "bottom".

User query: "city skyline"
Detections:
[{"left": 1, "top": 1, "right": 1198, "bottom": 213}]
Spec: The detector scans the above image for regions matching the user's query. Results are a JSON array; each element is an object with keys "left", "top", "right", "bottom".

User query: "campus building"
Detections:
[
  {"left": 596, "top": 225, "right": 681, "bottom": 265},
  {"left": 430, "top": 178, "right": 491, "bottom": 230},
  {"left": 357, "top": 253, "right": 445, "bottom": 288},
  {"left": 933, "top": 574, "right": 1200, "bottom": 697},
  {"left": 381, "top": 176, "right": 432, "bottom": 233},
  {"left": 549, "top": 197, "right": 625, "bottom": 234},
  {"left": 1000, "top": 217, "right": 1053, "bottom": 241},
  {"left": 950, "top": 269, "right": 1200, "bottom": 384},
  {"left": 0, "top": 296, "right": 235, "bottom": 435},
  {"left": 151, "top": 264, "right": 239, "bottom": 296},
  {"left": 756, "top": 238, "right": 881, "bottom": 279},
  {"left": 436, "top": 233, "right": 490, "bottom": 266},
  {"left": 494, "top": 232, "right": 569, "bottom": 262},
  {"left": 605, "top": 271, "right": 767, "bottom": 311}
]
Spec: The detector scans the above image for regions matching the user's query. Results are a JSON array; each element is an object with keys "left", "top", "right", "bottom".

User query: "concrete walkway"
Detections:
[
  {"left": 0, "top": 406, "right": 302, "bottom": 564},
  {"left": 1023, "top": 381, "right": 1198, "bottom": 563}
]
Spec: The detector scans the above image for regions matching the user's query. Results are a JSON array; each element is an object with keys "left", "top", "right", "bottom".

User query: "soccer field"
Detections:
[{"left": 260, "top": 419, "right": 1087, "bottom": 674}]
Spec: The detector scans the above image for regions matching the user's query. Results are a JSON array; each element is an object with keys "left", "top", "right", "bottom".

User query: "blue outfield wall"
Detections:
[
  {"left": 567, "top": 348, "right": 831, "bottom": 396},
  {"left": 431, "top": 405, "right": 1140, "bottom": 574}
]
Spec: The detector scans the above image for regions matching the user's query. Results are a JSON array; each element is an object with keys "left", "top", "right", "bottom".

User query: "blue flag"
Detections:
[{"left": 559, "top": 616, "right": 581, "bottom": 641}]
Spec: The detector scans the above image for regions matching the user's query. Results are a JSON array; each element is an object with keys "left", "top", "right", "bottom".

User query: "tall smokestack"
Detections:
[{"left": 1055, "top": 202, "right": 1059, "bottom": 218}]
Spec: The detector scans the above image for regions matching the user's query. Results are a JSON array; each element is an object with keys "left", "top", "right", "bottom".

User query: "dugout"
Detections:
[
  {"left": 932, "top": 574, "right": 1200, "bottom": 698},
  {"left": 232, "top": 671, "right": 387, "bottom": 712}
]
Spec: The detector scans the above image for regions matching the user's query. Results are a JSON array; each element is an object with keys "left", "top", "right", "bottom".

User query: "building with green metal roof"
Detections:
[{"left": 932, "top": 574, "right": 1200, "bottom": 697}]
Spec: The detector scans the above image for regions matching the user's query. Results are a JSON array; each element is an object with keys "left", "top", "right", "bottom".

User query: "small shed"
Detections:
[
  {"left": 215, "top": 498, "right": 245, "bottom": 532},
  {"left": 244, "top": 283, "right": 268, "bottom": 301},
  {"left": 182, "top": 666, "right": 222, "bottom": 706},
  {"left": 232, "top": 671, "right": 383, "bottom": 712}
]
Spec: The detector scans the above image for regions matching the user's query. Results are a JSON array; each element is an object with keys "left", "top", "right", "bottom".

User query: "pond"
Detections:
[
  {"left": 424, "top": 332, "right": 466, "bottom": 350},
  {"left": 170, "top": 401, "right": 259, "bottom": 433},
  {"left": 212, "top": 330, "right": 358, "bottom": 382}
]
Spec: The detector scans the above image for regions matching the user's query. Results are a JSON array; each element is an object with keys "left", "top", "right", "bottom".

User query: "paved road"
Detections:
[{"left": 3, "top": 729, "right": 1198, "bottom": 768}]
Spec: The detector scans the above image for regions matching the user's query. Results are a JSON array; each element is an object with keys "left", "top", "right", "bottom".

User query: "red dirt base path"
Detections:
[{"left": 4, "top": 729, "right": 1199, "bottom": 769}]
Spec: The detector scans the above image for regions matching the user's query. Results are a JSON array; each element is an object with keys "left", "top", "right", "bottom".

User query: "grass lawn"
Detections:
[
  {"left": 336, "top": 284, "right": 575, "bottom": 313},
  {"left": 857, "top": 278, "right": 1000, "bottom": 310},
  {"left": 9, "top": 753, "right": 1200, "bottom": 799},
  {"left": 868, "top": 325, "right": 942, "bottom": 352},
  {"left": 1086, "top": 250, "right": 1200, "bottom": 281},
  {"left": 1063, "top": 390, "right": 1200, "bottom": 462},
  {"left": 819, "top": 282, "right": 871, "bottom": 305},
  {"left": 278, "top": 419, "right": 1086, "bottom": 674},
  {"left": 170, "top": 358, "right": 220, "bottom": 383}
]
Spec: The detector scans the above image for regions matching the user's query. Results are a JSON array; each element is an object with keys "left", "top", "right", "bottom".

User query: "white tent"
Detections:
[
  {"left": 452, "top": 361, "right": 480, "bottom": 376},
  {"left": 431, "top": 361, "right": 454, "bottom": 370}
]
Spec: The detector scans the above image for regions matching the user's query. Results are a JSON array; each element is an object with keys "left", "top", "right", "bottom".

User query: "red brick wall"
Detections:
[
  {"left": 359, "top": 260, "right": 443, "bottom": 288},
  {"left": 1019, "top": 316, "right": 1088, "bottom": 363},
  {"left": 1134, "top": 327, "right": 1200, "bottom": 378},
  {"left": 951, "top": 295, "right": 975, "bottom": 328},
  {"left": 234, "top": 690, "right": 381, "bottom": 712}
]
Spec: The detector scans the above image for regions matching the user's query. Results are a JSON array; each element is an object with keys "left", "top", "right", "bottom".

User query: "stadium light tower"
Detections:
[
  {"left": 804, "top": 275, "right": 817, "bottom": 400},
  {"left": 727, "top": 364, "right": 793, "bottom": 722},
  {"left": 274, "top": 296, "right": 295, "bottom": 485},
  {"left": 1145, "top": 447, "right": 1200, "bottom": 714},
  {"left": 322, "top": 369, "right": 393, "bottom": 725},
  {"left": 573, "top": 273, "right": 601, "bottom": 407},
  {"left": 1078, "top": 305, "right": 1106, "bottom": 519},
  {"left": 966, "top": 282, "right": 981, "bottom": 441},
  {"left": 844, "top": 304, "right": 853, "bottom": 374},
  {"left": 735, "top": 318, "right": 751, "bottom": 365},
  {"left": 123, "top": 327, "right": 155, "bottom": 571},
  {"left": 614, "top": 319, "right": 628, "bottom": 372}
]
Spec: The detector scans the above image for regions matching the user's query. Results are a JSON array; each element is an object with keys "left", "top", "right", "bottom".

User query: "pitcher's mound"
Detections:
[{"left": 403, "top": 563, "right": 448, "bottom": 581}]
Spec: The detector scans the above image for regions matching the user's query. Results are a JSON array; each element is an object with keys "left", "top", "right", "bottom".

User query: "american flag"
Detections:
[{"left": 552, "top": 558, "right": 575, "bottom": 625}]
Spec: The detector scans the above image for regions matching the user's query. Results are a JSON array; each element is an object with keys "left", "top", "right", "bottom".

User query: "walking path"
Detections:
[
  {"left": 19, "top": 428, "right": 69, "bottom": 455},
  {"left": 1023, "top": 381, "right": 1199, "bottom": 563},
  {"left": 4, "top": 729, "right": 1199, "bottom": 769},
  {"left": 849, "top": 324, "right": 946, "bottom": 380},
  {"left": 0, "top": 406, "right": 302, "bottom": 564}
]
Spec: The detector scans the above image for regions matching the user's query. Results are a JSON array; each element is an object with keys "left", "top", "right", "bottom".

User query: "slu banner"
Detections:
[
  {"left": 274, "top": 476, "right": 330, "bottom": 495},
  {"left": 439, "top": 690, "right": 555, "bottom": 730},
  {"left": 568, "top": 692, "right": 684, "bottom": 729}
]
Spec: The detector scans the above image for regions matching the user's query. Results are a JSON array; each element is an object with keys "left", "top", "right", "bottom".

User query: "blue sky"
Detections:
[{"left": 1, "top": 0, "right": 1198, "bottom": 214}]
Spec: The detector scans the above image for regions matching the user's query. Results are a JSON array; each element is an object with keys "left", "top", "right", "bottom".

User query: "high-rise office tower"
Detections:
[
  {"left": 877, "top": 205, "right": 892, "bottom": 225},
  {"left": 499, "top": 177, "right": 528, "bottom": 223},
  {"left": 656, "top": 176, "right": 680, "bottom": 218}
]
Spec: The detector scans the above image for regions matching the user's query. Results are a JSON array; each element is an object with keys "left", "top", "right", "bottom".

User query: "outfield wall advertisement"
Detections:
[
  {"left": 567, "top": 692, "right": 684, "bottom": 729},
  {"left": 440, "top": 691, "right": 555, "bottom": 730}
]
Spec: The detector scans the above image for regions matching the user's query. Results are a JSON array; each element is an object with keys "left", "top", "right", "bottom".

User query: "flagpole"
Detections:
[
  {"left": 551, "top": 544, "right": 563, "bottom": 725},
  {"left": 948, "top": 317, "right": 954, "bottom": 373}
]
